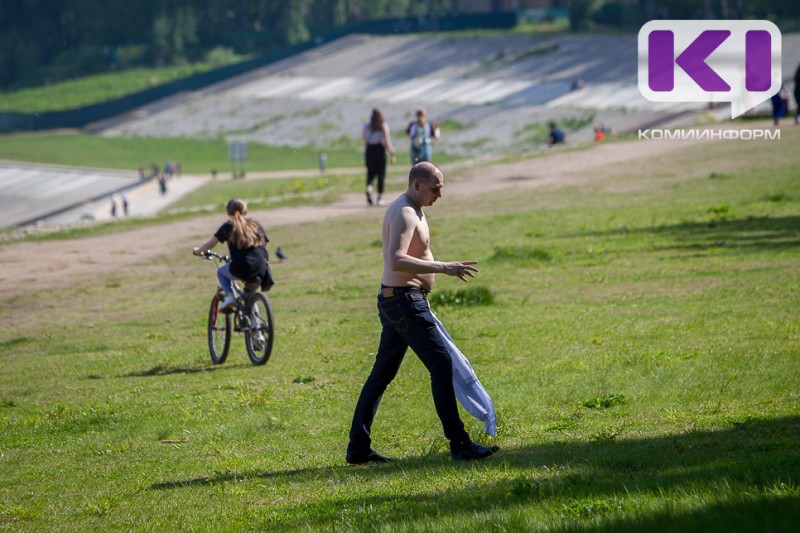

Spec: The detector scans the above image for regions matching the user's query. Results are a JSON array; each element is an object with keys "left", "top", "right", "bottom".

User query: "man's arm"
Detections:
[{"left": 387, "top": 206, "right": 478, "bottom": 282}]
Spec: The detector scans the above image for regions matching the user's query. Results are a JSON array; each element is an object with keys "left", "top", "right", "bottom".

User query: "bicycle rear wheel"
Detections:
[
  {"left": 208, "top": 293, "right": 231, "bottom": 364},
  {"left": 244, "top": 292, "right": 274, "bottom": 365}
]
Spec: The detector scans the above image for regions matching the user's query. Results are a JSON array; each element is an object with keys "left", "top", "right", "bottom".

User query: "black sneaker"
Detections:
[
  {"left": 366, "top": 191, "right": 373, "bottom": 205},
  {"left": 346, "top": 448, "right": 391, "bottom": 465},
  {"left": 450, "top": 441, "right": 499, "bottom": 461}
]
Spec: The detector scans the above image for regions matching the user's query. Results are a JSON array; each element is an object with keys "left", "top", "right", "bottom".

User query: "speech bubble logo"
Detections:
[{"left": 638, "top": 20, "right": 782, "bottom": 119}]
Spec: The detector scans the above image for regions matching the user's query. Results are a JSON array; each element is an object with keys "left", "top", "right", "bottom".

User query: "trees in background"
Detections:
[
  {"left": 573, "top": 0, "right": 800, "bottom": 31},
  {"left": 1, "top": 0, "right": 798, "bottom": 91},
  {"left": 0, "top": 0, "right": 478, "bottom": 90}
]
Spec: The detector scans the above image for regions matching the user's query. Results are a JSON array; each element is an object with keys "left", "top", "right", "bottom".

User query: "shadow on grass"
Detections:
[
  {"left": 580, "top": 215, "right": 800, "bottom": 253},
  {"left": 149, "top": 415, "right": 800, "bottom": 529},
  {"left": 121, "top": 363, "right": 238, "bottom": 378}
]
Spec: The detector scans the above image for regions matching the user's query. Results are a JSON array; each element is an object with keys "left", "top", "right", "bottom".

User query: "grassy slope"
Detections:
[
  {"left": 0, "top": 129, "right": 798, "bottom": 530},
  {"left": 0, "top": 131, "right": 365, "bottom": 173},
  {"left": 0, "top": 131, "right": 462, "bottom": 174},
  {"left": 0, "top": 21, "right": 569, "bottom": 115},
  {"left": 0, "top": 64, "right": 244, "bottom": 114}
]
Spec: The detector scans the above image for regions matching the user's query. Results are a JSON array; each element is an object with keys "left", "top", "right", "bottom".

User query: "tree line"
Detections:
[
  {"left": 1, "top": 0, "right": 797, "bottom": 91},
  {"left": 593, "top": 0, "right": 799, "bottom": 31},
  {"left": 0, "top": 0, "right": 457, "bottom": 90}
]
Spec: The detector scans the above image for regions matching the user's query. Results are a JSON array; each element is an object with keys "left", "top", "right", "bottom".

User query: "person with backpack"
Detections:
[{"left": 407, "top": 107, "right": 440, "bottom": 164}]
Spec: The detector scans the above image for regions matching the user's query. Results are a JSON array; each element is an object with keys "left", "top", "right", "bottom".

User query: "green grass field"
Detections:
[
  {"left": 0, "top": 131, "right": 365, "bottom": 174},
  {"left": 1, "top": 129, "right": 799, "bottom": 530},
  {"left": 0, "top": 63, "right": 245, "bottom": 114},
  {"left": 0, "top": 131, "right": 462, "bottom": 174},
  {"left": 167, "top": 172, "right": 367, "bottom": 213}
]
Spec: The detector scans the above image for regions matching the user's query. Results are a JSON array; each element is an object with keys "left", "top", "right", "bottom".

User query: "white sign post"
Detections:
[{"left": 228, "top": 141, "right": 247, "bottom": 179}]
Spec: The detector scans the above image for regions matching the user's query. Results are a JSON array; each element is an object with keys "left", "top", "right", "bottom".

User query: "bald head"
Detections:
[
  {"left": 408, "top": 161, "right": 441, "bottom": 185},
  {"left": 405, "top": 162, "right": 444, "bottom": 208}
]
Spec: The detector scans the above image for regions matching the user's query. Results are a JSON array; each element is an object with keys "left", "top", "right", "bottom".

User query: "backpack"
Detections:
[{"left": 411, "top": 123, "right": 428, "bottom": 149}]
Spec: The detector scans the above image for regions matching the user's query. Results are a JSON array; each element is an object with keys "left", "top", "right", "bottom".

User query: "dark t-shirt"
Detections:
[
  {"left": 549, "top": 128, "right": 565, "bottom": 144},
  {"left": 214, "top": 221, "right": 270, "bottom": 281}
]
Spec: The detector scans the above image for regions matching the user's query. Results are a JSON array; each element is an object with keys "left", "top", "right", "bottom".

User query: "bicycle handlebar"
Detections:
[{"left": 195, "top": 249, "right": 230, "bottom": 262}]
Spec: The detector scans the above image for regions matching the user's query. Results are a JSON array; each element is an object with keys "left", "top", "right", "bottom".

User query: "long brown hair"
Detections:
[
  {"left": 226, "top": 198, "right": 265, "bottom": 249},
  {"left": 369, "top": 108, "right": 385, "bottom": 132}
]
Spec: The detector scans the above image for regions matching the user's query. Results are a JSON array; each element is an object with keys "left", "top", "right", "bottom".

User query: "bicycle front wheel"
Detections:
[
  {"left": 244, "top": 292, "right": 274, "bottom": 365},
  {"left": 208, "top": 293, "right": 231, "bottom": 364}
]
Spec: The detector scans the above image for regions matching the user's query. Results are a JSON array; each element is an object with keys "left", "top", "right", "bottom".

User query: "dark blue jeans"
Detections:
[{"left": 348, "top": 287, "right": 470, "bottom": 455}]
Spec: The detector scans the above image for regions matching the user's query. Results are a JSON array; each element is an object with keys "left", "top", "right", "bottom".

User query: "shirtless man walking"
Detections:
[{"left": 346, "top": 162, "right": 499, "bottom": 464}]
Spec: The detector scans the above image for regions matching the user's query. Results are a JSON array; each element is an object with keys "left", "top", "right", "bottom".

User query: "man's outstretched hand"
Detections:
[{"left": 443, "top": 261, "right": 479, "bottom": 282}]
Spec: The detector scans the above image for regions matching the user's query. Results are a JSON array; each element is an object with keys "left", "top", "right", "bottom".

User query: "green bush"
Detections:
[
  {"left": 204, "top": 46, "right": 242, "bottom": 67},
  {"left": 591, "top": 2, "right": 640, "bottom": 28},
  {"left": 569, "top": 0, "right": 598, "bottom": 31},
  {"left": 429, "top": 286, "right": 494, "bottom": 307}
]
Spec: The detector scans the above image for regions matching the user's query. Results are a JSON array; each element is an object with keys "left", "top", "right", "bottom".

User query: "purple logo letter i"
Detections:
[{"left": 746, "top": 30, "right": 771, "bottom": 91}]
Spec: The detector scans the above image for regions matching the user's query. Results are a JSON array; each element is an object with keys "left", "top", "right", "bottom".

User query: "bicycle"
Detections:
[{"left": 199, "top": 250, "right": 274, "bottom": 365}]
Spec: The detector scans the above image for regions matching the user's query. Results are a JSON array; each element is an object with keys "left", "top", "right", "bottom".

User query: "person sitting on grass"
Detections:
[
  {"left": 192, "top": 198, "right": 274, "bottom": 311},
  {"left": 547, "top": 121, "right": 566, "bottom": 146}
]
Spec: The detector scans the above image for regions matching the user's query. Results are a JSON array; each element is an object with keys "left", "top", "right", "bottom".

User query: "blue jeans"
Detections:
[
  {"left": 217, "top": 263, "right": 237, "bottom": 298},
  {"left": 348, "top": 287, "right": 470, "bottom": 454}
]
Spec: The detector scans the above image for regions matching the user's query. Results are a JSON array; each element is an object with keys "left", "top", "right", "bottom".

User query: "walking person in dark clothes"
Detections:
[
  {"left": 346, "top": 162, "right": 499, "bottom": 464},
  {"left": 363, "top": 108, "right": 396, "bottom": 206}
]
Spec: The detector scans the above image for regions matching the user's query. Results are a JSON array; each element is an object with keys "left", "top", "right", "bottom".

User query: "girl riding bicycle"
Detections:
[{"left": 193, "top": 198, "right": 274, "bottom": 311}]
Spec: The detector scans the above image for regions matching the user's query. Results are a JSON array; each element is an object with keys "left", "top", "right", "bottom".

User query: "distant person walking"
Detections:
[
  {"left": 794, "top": 64, "right": 800, "bottom": 125},
  {"left": 363, "top": 108, "right": 396, "bottom": 206},
  {"left": 547, "top": 121, "right": 566, "bottom": 146},
  {"left": 407, "top": 107, "right": 440, "bottom": 164},
  {"left": 771, "top": 85, "right": 789, "bottom": 126},
  {"left": 346, "top": 162, "right": 499, "bottom": 465}
]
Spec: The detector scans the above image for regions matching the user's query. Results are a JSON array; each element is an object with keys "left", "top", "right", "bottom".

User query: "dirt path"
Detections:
[{"left": 0, "top": 137, "right": 707, "bottom": 302}]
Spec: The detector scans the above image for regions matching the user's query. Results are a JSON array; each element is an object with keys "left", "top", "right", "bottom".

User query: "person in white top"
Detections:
[
  {"left": 346, "top": 162, "right": 499, "bottom": 464},
  {"left": 362, "top": 108, "right": 395, "bottom": 206}
]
